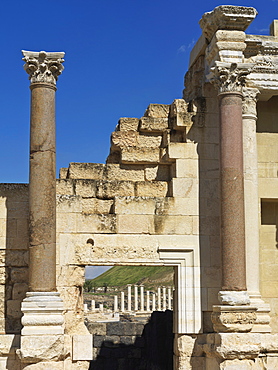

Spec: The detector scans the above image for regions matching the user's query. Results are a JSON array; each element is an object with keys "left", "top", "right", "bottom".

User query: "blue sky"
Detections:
[{"left": 0, "top": 0, "right": 277, "bottom": 184}]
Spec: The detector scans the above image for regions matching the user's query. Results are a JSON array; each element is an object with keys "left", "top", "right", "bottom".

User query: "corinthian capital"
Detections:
[
  {"left": 22, "top": 50, "right": 65, "bottom": 86},
  {"left": 242, "top": 87, "right": 260, "bottom": 117},
  {"left": 209, "top": 62, "right": 253, "bottom": 94}
]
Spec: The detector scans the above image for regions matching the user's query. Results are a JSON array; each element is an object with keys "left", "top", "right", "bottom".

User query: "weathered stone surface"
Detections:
[
  {"left": 19, "top": 335, "right": 68, "bottom": 363},
  {"left": 135, "top": 181, "right": 168, "bottom": 197},
  {"left": 117, "top": 117, "right": 139, "bottom": 131},
  {"left": 96, "top": 180, "right": 135, "bottom": 198},
  {"left": 121, "top": 147, "right": 160, "bottom": 164},
  {"left": 72, "top": 334, "right": 93, "bottom": 361},
  {"left": 139, "top": 117, "right": 168, "bottom": 132},
  {"left": 212, "top": 306, "right": 257, "bottom": 333},
  {"left": 144, "top": 103, "right": 170, "bottom": 118}
]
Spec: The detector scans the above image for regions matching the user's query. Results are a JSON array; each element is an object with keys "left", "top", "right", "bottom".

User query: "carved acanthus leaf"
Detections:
[
  {"left": 242, "top": 88, "right": 260, "bottom": 116},
  {"left": 210, "top": 62, "right": 253, "bottom": 93},
  {"left": 22, "top": 50, "right": 65, "bottom": 85}
]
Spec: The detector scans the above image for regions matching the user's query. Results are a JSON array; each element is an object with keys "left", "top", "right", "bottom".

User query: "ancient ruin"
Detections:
[{"left": 0, "top": 4, "right": 278, "bottom": 369}]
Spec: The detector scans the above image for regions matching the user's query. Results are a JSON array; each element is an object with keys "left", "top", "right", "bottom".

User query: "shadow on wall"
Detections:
[{"left": 88, "top": 310, "right": 173, "bottom": 370}]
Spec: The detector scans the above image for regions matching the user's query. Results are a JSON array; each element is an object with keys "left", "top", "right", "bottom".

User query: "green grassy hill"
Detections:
[{"left": 87, "top": 265, "right": 174, "bottom": 290}]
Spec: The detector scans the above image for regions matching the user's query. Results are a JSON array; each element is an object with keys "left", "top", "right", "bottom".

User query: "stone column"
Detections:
[
  {"left": 121, "top": 291, "right": 125, "bottom": 312},
  {"left": 18, "top": 51, "right": 68, "bottom": 365},
  {"left": 168, "top": 287, "right": 172, "bottom": 310},
  {"left": 23, "top": 50, "right": 64, "bottom": 292},
  {"left": 152, "top": 293, "right": 156, "bottom": 311},
  {"left": 140, "top": 285, "right": 144, "bottom": 311},
  {"left": 213, "top": 62, "right": 249, "bottom": 301},
  {"left": 134, "top": 285, "right": 138, "bottom": 311},
  {"left": 157, "top": 287, "right": 161, "bottom": 310},
  {"left": 114, "top": 296, "right": 118, "bottom": 312},
  {"left": 20, "top": 51, "right": 65, "bottom": 337},
  {"left": 242, "top": 88, "right": 271, "bottom": 332},
  {"left": 146, "top": 291, "right": 150, "bottom": 312},
  {"left": 163, "top": 286, "right": 167, "bottom": 311},
  {"left": 210, "top": 62, "right": 257, "bottom": 332},
  {"left": 127, "top": 284, "right": 132, "bottom": 312}
]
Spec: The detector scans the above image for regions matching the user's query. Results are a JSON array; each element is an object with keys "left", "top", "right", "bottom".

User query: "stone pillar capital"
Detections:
[
  {"left": 22, "top": 50, "right": 65, "bottom": 86},
  {"left": 242, "top": 87, "right": 260, "bottom": 118},
  {"left": 209, "top": 62, "right": 254, "bottom": 94}
]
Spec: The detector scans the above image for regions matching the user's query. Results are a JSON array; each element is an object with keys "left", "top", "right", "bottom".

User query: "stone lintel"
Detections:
[{"left": 200, "top": 5, "right": 258, "bottom": 42}]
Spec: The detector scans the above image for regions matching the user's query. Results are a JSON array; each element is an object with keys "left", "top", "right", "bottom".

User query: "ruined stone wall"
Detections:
[
  {"left": 257, "top": 96, "right": 278, "bottom": 333},
  {"left": 0, "top": 184, "right": 29, "bottom": 336}
]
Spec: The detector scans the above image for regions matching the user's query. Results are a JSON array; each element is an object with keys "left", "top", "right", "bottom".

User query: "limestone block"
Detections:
[
  {"left": 137, "top": 134, "right": 162, "bottom": 148},
  {"left": 0, "top": 237, "right": 5, "bottom": 249},
  {"left": 174, "top": 159, "right": 198, "bottom": 178},
  {"left": 88, "top": 234, "right": 160, "bottom": 262},
  {"left": 117, "top": 117, "right": 139, "bottom": 131},
  {"left": 259, "top": 178, "right": 278, "bottom": 198},
  {"left": 144, "top": 103, "right": 170, "bottom": 118},
  {"left": 56, "top": 179, "right": 74, "bottom": 195},
  {"left": 56, "top": 195, "right": 82, "bottom": 213},
  {"left": 1, "top": 250, "right": 28, "bottom": 267},
  {"left": 170, "top": 99, "right": 194, "bottom": 130},
  {"left": 135, "top": 181, "right": 168, "bottom": 197},
  {"left": 198, "top": 143, "right": 219, "bottom": 160},
  {"left": 169, "top": 178, "right": 198, "bottom": 198},
  {"left": 155, "top": 197, "right": 199, "bottom": 216},
  {"left": 56, "top": 266, "right": 84, "bottom": 288},
  {"left": 139, "top": 117, "right": 168, "bottom": 132},
  {"left": 76, "top": 213, "right": 116, "bottom": 233},
  {"left": 144, "top": 164, "right": 170, "bottom": 181},
  {"left": 10, "top": 268, "right": 28, "bottom": 284},
  {"left": 59, "top": 167, "right": 68, "bottom": 179},
  {"left": 117, "top": 214, "right": 154, "bottom": 234},
  {"left": 18, "top": 335, "right": 67, "bottom": 363},
  {"left": 0, "top": 334, "right": 20, "bottom": 355},
  {"left": 72, "top": 335, "right": 93, "bottom": 361},
  {"left": 208, "top": 288, "right": 221, "bottom": 308},
  {"left": 114, "top": 197, "right": 156, "bottom": 215},
  {"left": 154, "top": 215, "right": 193, "bottom": 235},
  {"left": 74, "top": 180, "right": 96, "bottom": 198},
  {"left": 81, "top": 198, "right": 113, "bottom": 214},
  {"left": 220, "top": 359, "right": 262, "bottom": 369},
  {"left": 168, "top": 142, "right": 198, "bottom": 159},
  {"left": 201, "top": 267, "right": 221, "bottom": 288},
  {"left": 56, "top": 213, "right": 77, "bottom": 234},
  {"left": 111, "top": 131, "right": 137, "bottom": 149},
  {"left": 5, "top": 201, "right": 28, "bottom": 220},
  {"left": 0, "top": 198, "right": 7, "bottom": 218},
  {"left": 12, "top": 283, "right": 28, "bottom": 300},
  {"left": 6, "top": 300, "right": 22, "bottom": 319},
  {"left": 21, "top": 362, "right": 65, "bottom": 369},
  {"left": 63, "top": 311, "right": 89, "bottom": 335},
  {"left": 121, "top": 147, "right": 160, "bottom": 164},
  {"left": 6, "top": 236, "right": 28, "bottom": 251},
  {"left": 0, "top": 219, "right": 6, "bottom": 239},
  {"left": 105, "top": 164, "right": 145, "bottom": 181},
  {"left": 0, "top": 267, "right": 7, "bottom": 284},
  {"left": 96, "top": 180, "right": 135, "bottom": 198},
  {"left": 68, "top": 162, "right": 104, "bottom": 180}
]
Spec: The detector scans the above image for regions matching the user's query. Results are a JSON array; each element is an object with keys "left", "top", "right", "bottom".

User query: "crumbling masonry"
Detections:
[{"left": 1, "top": 5, "right": 278, "bottom": 370}]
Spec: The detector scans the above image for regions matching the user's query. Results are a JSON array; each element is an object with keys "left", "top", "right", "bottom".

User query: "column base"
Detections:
[
  {"left": 21, "top": 292, "right": 64, "bottom": 336},
  {"left": 218, "top": 290, "right": 250, "bottom": 305},
  {"left": 211, "top": 305, "right": 257, "bottom": 333}
]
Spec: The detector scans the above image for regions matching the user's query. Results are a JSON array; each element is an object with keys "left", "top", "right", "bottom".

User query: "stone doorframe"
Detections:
[{"left": 80, "top": 234, "right": 202, "bottom": 335}]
